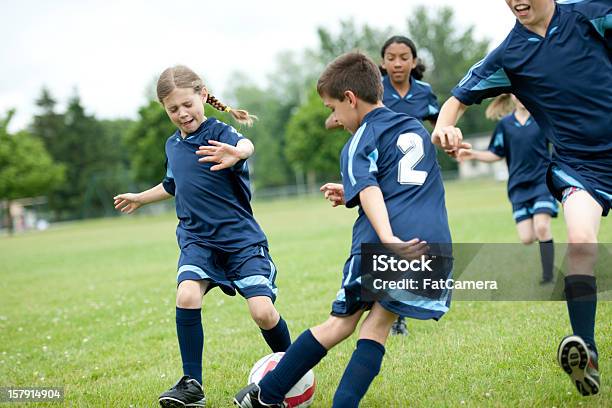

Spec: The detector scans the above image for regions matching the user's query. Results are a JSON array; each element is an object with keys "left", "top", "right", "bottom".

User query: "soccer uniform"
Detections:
[
  {"left": 162, "top": 118, "right": 278, "bottom": 301},
  {"left": 332, "top": 107, "right": 452, "bottom": 320},
  {"left": 452, "top": 0, "right": 612, "bottom": 215},
  {"left": 382, "top": 75, "right": 440, "bottom": 123},
  {"left": 488, "top": 113, "right": 558, "bottom": 222}
]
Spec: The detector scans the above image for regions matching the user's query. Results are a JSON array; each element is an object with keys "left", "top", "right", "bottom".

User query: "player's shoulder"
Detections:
[
  {"left": 413, "top": 78, "right": 433, "bottom": 89},
  {"left": 165, "top": 129, "right": 182, "bottom": 146},
  {"left": 208, "top": 117, "right": 244, "bottom": 139},
  {"left": 557, "top": 0, "right": 611, "bottom": 23}
]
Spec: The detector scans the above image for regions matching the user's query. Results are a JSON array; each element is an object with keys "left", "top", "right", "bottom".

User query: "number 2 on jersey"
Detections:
[{"left": 397, "top": 133, "right": 427, "bottom": 185}]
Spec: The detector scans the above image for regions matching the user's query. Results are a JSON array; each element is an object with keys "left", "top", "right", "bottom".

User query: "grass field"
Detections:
[{"left": 0, "top": 179, "right": 610, "bottom": 407}]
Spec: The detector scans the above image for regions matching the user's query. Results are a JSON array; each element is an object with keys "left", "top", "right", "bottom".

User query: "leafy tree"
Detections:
[
  {"left": 407, "top": 6, "right": 492, "bottom": 136},
  {"left": 285, "top": 87, "right": 349, "bottom": 188},
  {"left": 0, "top": 110, "right": 64, "bottom": 232},
  {"left": 30, "top": 89, "right": 130, "bottom": 219}
]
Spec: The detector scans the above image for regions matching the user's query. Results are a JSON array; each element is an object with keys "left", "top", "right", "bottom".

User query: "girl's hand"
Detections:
[
  {"left": 113, "top": 193, "right": 143, "bottom": 214},
  {"left": 320, "top": 183, "right": 345, "bottom": 207},
  {"left": 196, "top": 140, "right": 244, "bottom": 171},
  {"left": 456, "top": 148, "right": 474, "bottom": 162}
]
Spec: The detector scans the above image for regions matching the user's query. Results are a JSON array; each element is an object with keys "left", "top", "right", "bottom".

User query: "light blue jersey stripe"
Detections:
[
  {"left": 458, "top": 58, "right": 485, "bottom": 87},
  {"left": 533, "top": 201, "right": 558, "bottom": 211},
  {"left": 177, "top": 264, "right": 210, "bottom": 279},
  {"left": 595, "top": 189, "right": 612, "bottom": 201},
  {"left": 513, "top": 208, "right": 529, "bottom": 220},
  {"left": 348, "top": 123, "right": 367, "bottom": 186},
  {"left": 368, "top": 149, "right": 379, "bottom": 173},
  {"left": 343, "top": 257, "right": 355, "bottom": 286},
  {"left": 471, "top": 68, "right": 511, "bottom": 91},
  {"left": 553, "top": 168, "right": 585, "bottom": 189},
  {"left": 591, "top": 15, "right": 612, "bottom": 38}
]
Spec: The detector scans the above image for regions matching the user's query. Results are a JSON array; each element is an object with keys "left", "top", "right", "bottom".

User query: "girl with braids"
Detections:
[
  {"left": 458, "top": 94, "right": 557, "bottom": 284},
  {"left": 113, "top": 65, "right": 291, "bottom": 407}
]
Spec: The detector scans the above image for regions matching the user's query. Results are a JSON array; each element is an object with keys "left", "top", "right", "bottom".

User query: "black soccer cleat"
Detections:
[
  {"left": 391, "top": 316, "right": 409, "bottom": 336},
  {"left": 557, "top": 335, "right": 600, "bottom": 396},
  {"left": 159, "top": 375, "right": 206, "bottom": 407},
  {"left": 233, "top": 383, "right": 286, "bottom": 408}
]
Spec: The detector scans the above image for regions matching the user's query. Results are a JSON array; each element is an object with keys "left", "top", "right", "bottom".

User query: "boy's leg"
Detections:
[
  {"left": 515, "top": 218, "right": 536, "bottom": 245},
  {"left": 247, "top": 295, "right": 291, "bottom": 352},
  {"left": 332, "top": 303, "right": 397, "bottom": 408},
  {"left": 235, "top": 312, "right": 364, "bottom": 407},
  {"left": 533, "top": 213, "right": 554, "bottom": 283},
  {"left": 558, "top": 190, "right": 602, "bottom": 396},
  {"left": 562, "top": 190, "right": 601, "bottom": 351}
]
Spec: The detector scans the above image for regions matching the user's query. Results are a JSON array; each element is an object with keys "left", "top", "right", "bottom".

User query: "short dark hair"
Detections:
[{"left": 317, "top": 52, "right": 382, "bottom": 104}]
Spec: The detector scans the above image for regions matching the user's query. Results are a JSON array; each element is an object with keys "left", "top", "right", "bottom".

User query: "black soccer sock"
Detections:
[
  {"left": 176, "top": 307, "right": 203, "bottom": 384},
  {"left": 260, "top": 315, "right": 291, "bottom": 352},
  {"left": 539, "top": 239, "right": 554, "bottom": 280},
  {"left": 259, "top": 329, "right": 327, "bottom": 404},
  {"left": 332, "top": 339, "right": 385, "bottom": 408},
  {"left": 565, "top": 275, "right": 597, "bottom": 355}
]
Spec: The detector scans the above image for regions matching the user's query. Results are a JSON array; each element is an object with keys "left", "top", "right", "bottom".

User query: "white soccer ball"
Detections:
[{"left": 248, "top": 352, "right": 316, "bottom": 408}]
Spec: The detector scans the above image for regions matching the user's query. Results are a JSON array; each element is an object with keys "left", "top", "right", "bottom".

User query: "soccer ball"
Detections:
[{"left": 248, "top": 352, "right": 316, "bottom": 408}]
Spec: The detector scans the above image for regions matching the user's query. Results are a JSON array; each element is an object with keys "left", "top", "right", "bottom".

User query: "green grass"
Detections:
[{"left": 0, "top": 179, "right": 610, "bottom": 407}]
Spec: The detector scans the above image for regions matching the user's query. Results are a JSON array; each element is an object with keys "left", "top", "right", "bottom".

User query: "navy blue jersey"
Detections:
[
  {"left": 382, "top": 75, "right": 440, "bottom": 123},
  {"left": 162, "top": 118, "right": 267, "bottom": 252},
  {"left": 340, "top": 107, "right": 451, "bottom": 256},
  {"left": 452, "top": 0, "right": 612, "bottom": 161},
  {"left": 488, "top": 113, "right": 551, "bottom": 203}
]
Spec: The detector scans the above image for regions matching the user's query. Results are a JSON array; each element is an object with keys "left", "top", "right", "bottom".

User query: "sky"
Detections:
[{"left": 1, "top": 0, "right": 516, "bottom": 132}]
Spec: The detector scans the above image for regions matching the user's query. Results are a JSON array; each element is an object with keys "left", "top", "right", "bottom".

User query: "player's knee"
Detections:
[
  {"left": 322, "top": 316, "right": 357, "bottom": 341},
  {"left": 534, "top": 222, "right": 551, "bottom": 241},
  {"left": 250, "top": 306, "right": 278, "bottom": 329},
  {"left": 519, "top": 234, "right": 535, "bottom": 245},
  {"left": 176, "top": 285, "right": 202, "bottom": 309},
  {"left": 567, "top": 229, "right": 597, "bottom": 245}
]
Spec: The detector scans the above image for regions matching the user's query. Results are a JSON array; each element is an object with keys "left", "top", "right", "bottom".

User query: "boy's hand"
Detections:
[
  {"left": 320, "top": 183, "right": 345, "bottom": 207},
  {"left": 381, "top": 237, "right": 430, "bottom": 261},
  {"left": 196, "top": 140, "right": 244, "bottom": 171},
  {"left": 431, "top": 125, "right": 465, "bottom": 150},
  {"left": 113, "top": 193, "right": 143, "bottom": 214}
]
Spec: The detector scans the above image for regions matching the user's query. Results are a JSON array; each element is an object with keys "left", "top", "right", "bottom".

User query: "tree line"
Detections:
[{"left": 1, "top": 7, "right": 494, "bottom": 228}]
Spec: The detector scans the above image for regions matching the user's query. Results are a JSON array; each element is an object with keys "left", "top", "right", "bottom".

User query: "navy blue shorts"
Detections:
[
  {"left": 177, "top": 243, "right": 278, "bottom": 301},
  {"left": 547, "top": 159, "right": 612, "bottom": 217},
  {"left": 330, "top": 254, "right": 451, "bottom": 321},
  {"left": 511, "top": 193, "right": 559, "bottom": 223}
]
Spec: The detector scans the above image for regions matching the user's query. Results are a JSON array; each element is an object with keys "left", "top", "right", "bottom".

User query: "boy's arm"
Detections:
[
  {"left": 114, "top": 183, "right": 172, "bottom": 214},
  {"left": 431, "top": 96, "right": 469, "bottom": 150},
  {"left": 358, "top": 186, "right": 396, "bottom": 243},
  {"left": 359, "top": 186, "right": 428, "bottom": 259}
]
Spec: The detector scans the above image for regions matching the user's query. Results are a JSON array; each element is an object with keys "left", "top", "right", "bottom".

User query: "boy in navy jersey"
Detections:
[
  {"left": 114, "top": 65, "right": 291, "bottom": 407},
  {"left": 234, "top": 52, "right": 452, "bottom": 408},
  {"left": 432, "top": 0, "right": 610, "bottom": 396},
  {"left": 458, "top": 94, "right": 557, "bottom": 283},
  {"left": 326, "top": 35, "right": 441, "bottom": 336}
]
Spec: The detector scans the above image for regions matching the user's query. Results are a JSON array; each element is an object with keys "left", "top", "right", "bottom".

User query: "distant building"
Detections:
[{"left": 459, "top": 133, "right": 508, "bottom": 181}]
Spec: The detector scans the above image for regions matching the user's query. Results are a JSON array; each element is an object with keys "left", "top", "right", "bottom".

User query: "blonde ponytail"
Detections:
[{"left": 485, "top": 94, "right": 515, "bottom": 120}]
